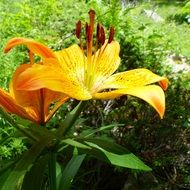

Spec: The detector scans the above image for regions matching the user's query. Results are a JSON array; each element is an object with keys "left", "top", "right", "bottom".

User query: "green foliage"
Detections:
[
  {"left": 169, "top": 0, "right": 190, "bottom": 23},
  {"left": 0, "top": 0, "right": 190, "bottom": 189}
]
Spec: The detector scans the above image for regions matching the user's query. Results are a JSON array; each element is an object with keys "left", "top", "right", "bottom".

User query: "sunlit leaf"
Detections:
[
  {"left": 59, "top": 139, "right": 91, "bottom": 151},
  {"left": 83, "top": 138, "right": 151, "bottom": 171}
]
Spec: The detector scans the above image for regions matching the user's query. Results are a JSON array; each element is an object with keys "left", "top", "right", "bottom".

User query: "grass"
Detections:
[{"left": 128, "top": 1, "right": 190, "bottom": 58}]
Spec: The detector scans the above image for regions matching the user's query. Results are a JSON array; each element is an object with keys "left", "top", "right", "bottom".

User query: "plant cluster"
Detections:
[{"left": 169, "top": 0, "right": 190, "bottom": 24}]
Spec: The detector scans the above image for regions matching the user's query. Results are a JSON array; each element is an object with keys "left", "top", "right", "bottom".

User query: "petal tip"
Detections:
[
  {"left": 159, "top": 78, "right": 169, "bottom": 91},
  {"left": 4, "top": 37, "right": 24, "bottom": 53}
]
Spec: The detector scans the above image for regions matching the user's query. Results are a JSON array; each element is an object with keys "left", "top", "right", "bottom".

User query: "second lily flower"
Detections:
[{"left": 2, "top": 39, "right": 69, "bottom": 125}]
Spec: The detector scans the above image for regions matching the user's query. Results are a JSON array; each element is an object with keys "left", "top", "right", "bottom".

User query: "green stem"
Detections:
[
  {"left": 56, "top": 101, "right": 87, "bottom": 137},
  {"left": 48, "top": 152, "right": 57, "bottom": 190}
]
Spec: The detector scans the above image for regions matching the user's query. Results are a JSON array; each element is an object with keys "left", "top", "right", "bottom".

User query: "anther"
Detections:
[
  {"left": 96, "top": 23, "right": 101, "bottom": 42},
  {"left": 100, "top": 27, "right": 105, "bottom": 45},
  {"left": 85, "top": 23, "right": 91, "bottom": 43},
  {"left": 85, "top": 22, "right": 88, "bottom": 37},
  {"left": 108, "top": 27, "right": 115, "bottom": 43},
  {"left": 76, "top": 21, "right": 82, "bottom": 39}
]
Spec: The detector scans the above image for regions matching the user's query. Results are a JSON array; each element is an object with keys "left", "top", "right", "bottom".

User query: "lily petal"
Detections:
[
  {"left": 0, "top": 88, "right": 38, "bottom": 122},
  {"left": 43, "top": 88, "right": 68, "bottom": 118},
  {"left": 98, "top": 69, "right": 168, "bottom": 92},
  {"left": 10, "top": 64, "right": 69, "bottom": 123},
  {"left": 93, "top": 85, "right": 165, "bottom": 118},
  {"left": 16, "top": 64, "right": 92, "bottom": 100},
  {"left": 10, "top": 64, "right": 42, "bottom": 112},
  {"left": 4, "top": 37, "right": 55, "bottom": 58},
  {"left": 54, "top": 44, "right": 85, "bottom": 84},
  {"left": 92, "top": 41, "right": 120, "bottom": 89},
  {"left": 45, "top": 94, "right": 69, "bottom": 123}
]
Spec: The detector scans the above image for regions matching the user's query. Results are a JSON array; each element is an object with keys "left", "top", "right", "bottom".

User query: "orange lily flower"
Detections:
[
  {"left": 1, "top": 39, "right": 69, "bottom": 125},
  {"left": 6, "top": 10, "right": 168, "bottom": 119}
]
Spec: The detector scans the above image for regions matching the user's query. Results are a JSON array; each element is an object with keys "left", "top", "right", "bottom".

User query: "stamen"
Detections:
[
  {"left": 108, "top": 27, "right": 115, "bottom": 43},
  {"left": 100, "top": 26, "right": 105, "bottom": 45},
  {"left": 28, "top": 50, "right": 34, "bottom": 65},
  {"left": 96, "top": 23, "right": 101, "bottom": 42},
  {"left": 86, "top": 23, "right": 91, "bottom": 43},
  {"left": 76, "top": 20, "right": 82, "bottom": 39},
  {"left": 76, "top": 10, "right": 116, "bottom": 90}
]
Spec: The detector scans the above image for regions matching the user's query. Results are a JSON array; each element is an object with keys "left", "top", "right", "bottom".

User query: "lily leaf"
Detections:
[
  {"left": 0, "top": 169, "right": 12, "bottom": 189},
  {"left": 1, "top": 140, "right": 47, "bottom": 190},
  {"left": 56, "top": 101, "right": 87, "bottom": 137},
  {"left": 28, "top": 123, "right": 56, "bottom": 142},
  {"left": 21, "top": 154, "right": 49, "bottom": 190},
  {"left": 82, "top": 124, "right": 124, "bottom": 138},
  {"left": 56, "top": 163, "right": 62, "bottom": 189},
  {"left": 58, "top": 154, "right": 86, "bottom": 190},
  {"left": 80, "top": 138, "right": 151, "bottom": 171},
  {"left": 0, "top": 160, "right": 17, "bottom": 176},
  {"left": 58, "top": 138, "right": 91, "bottom": 152}
]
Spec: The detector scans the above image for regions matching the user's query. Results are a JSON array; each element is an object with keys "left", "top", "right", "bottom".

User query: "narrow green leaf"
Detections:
[
  {"left": 58, "top": 139, "right": 91, "bottom": 151},
  {"left": 21, "top": 154, "right": 49, "bottom": 190},
  {"left": 0, "top": 169, "right": 12, "bottom": 189},
  {"left": 0, "top": 160, "right": 17, "bottom": 176},
  {"left": 56, "top": 101, "right": 87, "bottom": 137},
  {"left": 48, "top": 152, "right": 57, "bottom": 190},
  {"left": 1, "top": 140, "right": 47, "bottom": 190},
  {"left": 29, "top": 123, "right": 56, "bottom": 141},
  {"left": 84, "top": 124, "right": 124, "bottom": 138},
  {"left": 85, "top": 140, "right": 151, "bottom": 171},
  {"left": 58, "top": 154, "right": 86, "bottom": 190},
  {"left": 56, "top": 163, "right": 62, "bottom": 189}
]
